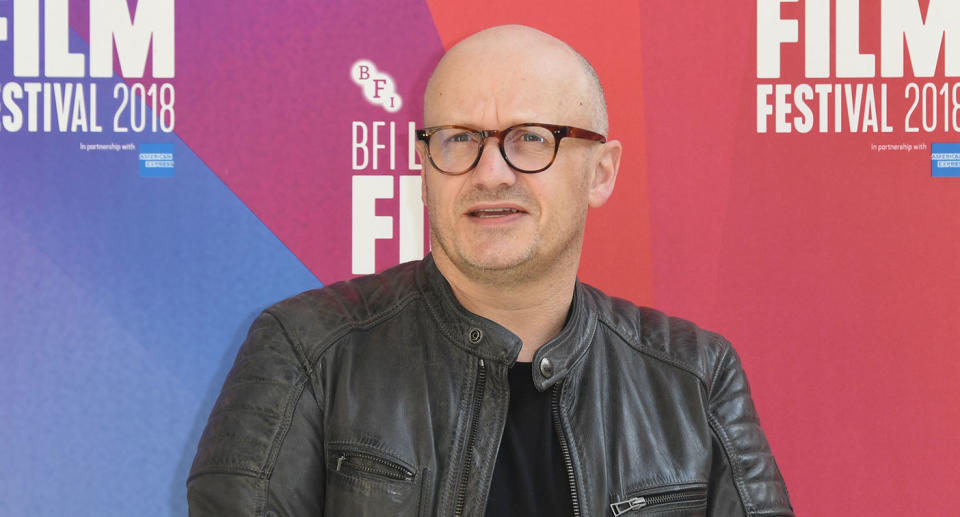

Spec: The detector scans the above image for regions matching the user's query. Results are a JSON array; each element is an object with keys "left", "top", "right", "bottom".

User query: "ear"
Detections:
[{"left": 587, "top": 139, "right": 621, "bottom": 208}]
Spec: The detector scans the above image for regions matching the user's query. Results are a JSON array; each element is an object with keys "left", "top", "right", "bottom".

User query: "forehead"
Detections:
[{"left": 424, "top": 36, "right": 592, "bottom": 129}]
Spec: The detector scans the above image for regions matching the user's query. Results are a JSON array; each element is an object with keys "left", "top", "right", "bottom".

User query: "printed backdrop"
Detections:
[{"left": 1, "top": 1, "right": 959, "bottom": 515}]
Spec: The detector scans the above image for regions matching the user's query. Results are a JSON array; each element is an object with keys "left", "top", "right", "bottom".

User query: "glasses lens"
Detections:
[
  {"left": 429, "top": 128, "right": 480, "bottom": 174},
  {"left": 504, "top": 125, "right": 556, "bottom": 172}
]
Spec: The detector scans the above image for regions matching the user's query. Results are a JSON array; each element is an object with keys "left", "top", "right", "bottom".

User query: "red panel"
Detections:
[{"left": 638, "top": 2, "right": 960, "bottom": 516}]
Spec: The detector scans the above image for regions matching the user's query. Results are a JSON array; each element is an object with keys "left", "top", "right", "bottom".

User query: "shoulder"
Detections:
[
  {"left": 581, "top": 283, "right": 732, "bottom": 391},
  {"left": 263, "top": 260, "right": 424, "bottom": 359}
]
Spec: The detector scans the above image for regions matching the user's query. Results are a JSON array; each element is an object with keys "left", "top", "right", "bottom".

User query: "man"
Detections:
[{"left": 188, "top": 25, "right": 793, "bottom": 516}]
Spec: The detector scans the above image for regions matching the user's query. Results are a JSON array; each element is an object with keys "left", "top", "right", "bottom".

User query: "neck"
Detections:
[{"left": 433, "top": 251, "right": 578, "bottom": 363}]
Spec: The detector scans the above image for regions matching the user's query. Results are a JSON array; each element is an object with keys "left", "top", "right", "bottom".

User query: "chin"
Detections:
[{"left": 461, "top": 247, "right": 537, "bottom": 273}]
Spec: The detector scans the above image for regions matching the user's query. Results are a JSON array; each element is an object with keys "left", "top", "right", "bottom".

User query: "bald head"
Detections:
[{"left": 424, "top": 25, "right": 608, "bottom": 135}]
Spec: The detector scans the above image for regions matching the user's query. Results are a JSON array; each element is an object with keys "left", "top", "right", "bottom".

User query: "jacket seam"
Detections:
[
  {"left": 708, "top": 345, "right": 731, "bottom": 399},
  {"left": 441, "top": 355, "right": 475, "bottom": 515},
  {"left": 259, "top": 379, "right": 309, "bottom": 516},
  {"left": 268, "top": 290, "right": 422, "bottom": 371},
  {"left": 417, "top": 466, "right": 431, "bottom": 517},
  {"left": 707, "top": 411, "right": 755, "bottom": 515},
  {"left": 229, "top": 310, "right": 316, "bottom": 516},
  {"left": 207, "top": 403, "right": 282, "bottom": 419},
  {"left": 264, "top": 310, "right": 315, "bottom": 376},
  {"left": 596, "top": 317, "right": 709, "bottom": 389},
  {"left": 419, "top": 286, "right": 476, "bottom": 356},
  {"left": 568, "top": 314, "right": 598, "bottom": 381},
  {"left": 262, "top": 377, "right": 309, "bottom": 477},
  {"left": 254, "top": 311, "right": 319, "bottom": 481},
  {"left": 186, "top": 467, "right": 261, "bottom": 483}
]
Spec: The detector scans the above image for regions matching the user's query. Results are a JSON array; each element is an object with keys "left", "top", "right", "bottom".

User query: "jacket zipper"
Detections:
[
  {"left": 454, "top": 357, "right": 486, "bottom": 517},
  {"left": 610, "top": 486, "right": 707, "bottom": 516},
  {"left": 333, "top": 450, "right": 415, "bottom": 481},
  {"left": 552, "top": 383, "right": 581, "bottom": 517}
]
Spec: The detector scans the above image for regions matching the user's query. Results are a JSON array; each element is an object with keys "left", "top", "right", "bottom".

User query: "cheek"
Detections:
[
  {"left": 538, "top": 172, "right": 590, "bottom": 218},
  {"left": 424, "top": 176, "right": 460, "bottom": 220}
]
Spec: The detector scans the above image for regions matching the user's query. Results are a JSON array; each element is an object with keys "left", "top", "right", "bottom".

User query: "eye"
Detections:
[
  {"left": 519, "top": 132, "right": 546, "bottom": 143},
  {"left": 447, "top": 131, "right": 474, "bottom": 143}
]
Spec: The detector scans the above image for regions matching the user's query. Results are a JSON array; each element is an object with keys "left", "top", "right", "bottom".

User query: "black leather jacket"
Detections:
[{"left": 188, "top": 255, "right": 793, "bottom": 516}]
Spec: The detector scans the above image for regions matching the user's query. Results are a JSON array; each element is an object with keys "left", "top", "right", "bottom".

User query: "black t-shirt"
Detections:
[{"left": 484, "top": 362, "right": 573, "bottom": 516}]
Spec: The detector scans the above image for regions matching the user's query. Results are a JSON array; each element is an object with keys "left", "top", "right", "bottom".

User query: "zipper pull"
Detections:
[
  {"left": 336, "top": 454, "right": 346, "bottom": 471},
  {"left": 610, "top": 497, "right": 646, "bottom": 516}
]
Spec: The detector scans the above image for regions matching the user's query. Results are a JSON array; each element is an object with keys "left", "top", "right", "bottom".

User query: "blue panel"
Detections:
[{"left": 0, "top": 28, "right": 321, "bottom": 516}]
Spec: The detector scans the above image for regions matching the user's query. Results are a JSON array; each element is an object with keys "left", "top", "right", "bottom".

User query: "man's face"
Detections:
[{"left": 420, "top": 36, "right": 605, "bottom": 284}]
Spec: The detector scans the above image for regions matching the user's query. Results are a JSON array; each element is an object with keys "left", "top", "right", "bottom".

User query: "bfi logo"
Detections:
[{"left": 351, "top": 59, "right": 401, "bottom": 113}]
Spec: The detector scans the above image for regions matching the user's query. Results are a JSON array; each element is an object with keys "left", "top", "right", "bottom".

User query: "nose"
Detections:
[{"left": 470, "top": 136, "right": 517, "bottom": 189}]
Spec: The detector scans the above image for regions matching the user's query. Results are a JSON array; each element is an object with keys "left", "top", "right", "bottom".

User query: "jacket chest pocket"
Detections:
[
  {"left": 610, "top": 483, "right": 707, "bottom": 516},
  {"left": 325, "top": 445, "right": 422, "bottom": 517}
]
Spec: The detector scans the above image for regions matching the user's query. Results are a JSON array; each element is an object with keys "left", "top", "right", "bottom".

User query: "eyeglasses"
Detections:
[{"left": 416, "top": 123, "right": 606, "bottom": 175}]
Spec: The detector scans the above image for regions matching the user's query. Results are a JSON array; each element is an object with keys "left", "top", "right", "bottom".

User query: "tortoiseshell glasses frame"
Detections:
[{"left": 415, "top": 123, "right": 607, "bottom": 175}]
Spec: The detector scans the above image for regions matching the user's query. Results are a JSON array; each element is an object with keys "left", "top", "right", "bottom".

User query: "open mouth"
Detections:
[{"left": 468, "top": 208, "right": 524, "bottom": 218}]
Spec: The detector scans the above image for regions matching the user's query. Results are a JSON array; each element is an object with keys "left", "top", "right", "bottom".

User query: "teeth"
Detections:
[{"left": 471, "top": 208, "right": 520, "bottom": 217}]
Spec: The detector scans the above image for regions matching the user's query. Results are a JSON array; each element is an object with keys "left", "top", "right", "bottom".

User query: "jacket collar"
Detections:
[{"left": 416, "top": 254, "right": 597, "bottom": 391}]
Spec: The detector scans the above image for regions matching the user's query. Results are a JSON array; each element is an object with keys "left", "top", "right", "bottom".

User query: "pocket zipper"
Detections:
[
  {"left": 333, "top": 450, "right": 415, "bottom": 482},
  {"left": 610, "top": 486, "right": 707, "bottom": 516}
]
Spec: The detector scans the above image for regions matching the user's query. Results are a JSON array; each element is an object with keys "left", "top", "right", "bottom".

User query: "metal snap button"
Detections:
[
  {"left": 468, "top": 328, "right": 483, "bottom": 344},
  {"left": 539, "top": 357, "right": 554, "bottom": 378}
]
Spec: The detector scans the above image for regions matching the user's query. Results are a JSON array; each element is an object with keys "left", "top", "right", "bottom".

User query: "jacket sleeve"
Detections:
[
  {"left": 706, "top": 343, "right": 794, "bottom": 517},
  {"left": 187, "top": 310, "right": 326, "bottom": 516}
]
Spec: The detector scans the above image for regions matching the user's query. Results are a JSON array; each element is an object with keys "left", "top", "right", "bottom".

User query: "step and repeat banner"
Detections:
[{"left": 2, "top": 1, "right": 958, "bottom": 515}]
